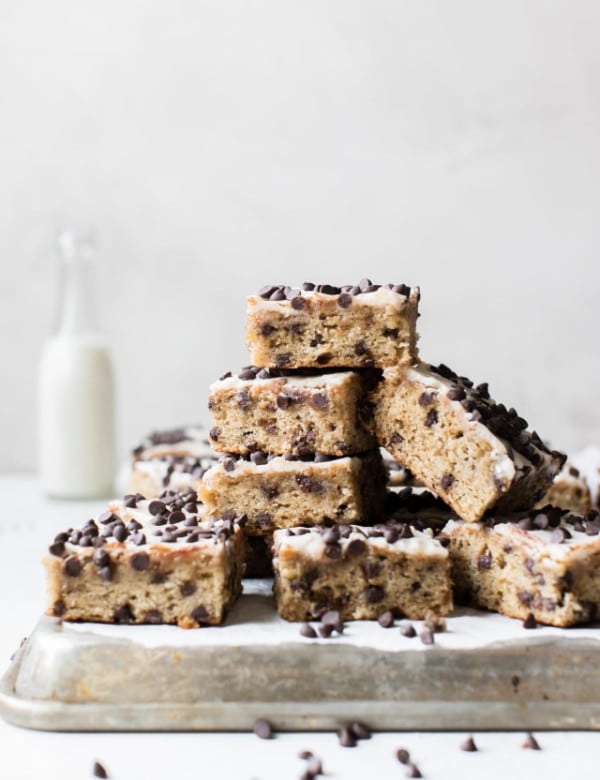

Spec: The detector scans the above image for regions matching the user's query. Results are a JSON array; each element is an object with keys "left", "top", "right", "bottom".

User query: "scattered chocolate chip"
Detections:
[
  {"left": 378, "top": 610, "right": 394, "bottom": 628},
  {"left": 337, "top": 726, "right": 357, "bottom": 747},
  {"left": 92, "top": 761, "right": 109, "bottom": 778},
  {"left": 420, "top": 629, "right": 434, "bottom": 646},
  {"left": 407, "top": 762, "right": 423, "bottom": 778},
  {"left": 396, "top": 748, "right": 410, "bottom": 764},
  {"left": 253, "top": 718, "right": 273, "bottom": 739},
  {"left": 48, "top": 541, "right": 65, "bottom": 556},
  {"left": 64, "top": 557, "right": 81, "bottom": 577},
  {"left": 550, "top": 527, "right": 566, "bottom": 544},
  {"left": 400, "top": 624, "right": 416, "bottom": 638},
  {"left": 113, "top": 524, "right": 128, "bottom": 542},
  {"left": 305, "top": 756, "right": 323, "bottom": 776},
  {"left": 447, "top": 386, "right": 466, "bottom": 401},
  {"left": 148, "top": 500, "right": 165, "bottom": 516},
  {"left": 318, "top": 624, "right": 334, "bottom": 638},
  {"left": 522, "top": 613, "right": 537, "bottom": 629},
  {"left": 460, "top": 736, "right": 478, "bottom": 752},
  {"left": 521, "top": 732, "right": 541, "bottom": 750},
  {"left": 321, "top": 609, "right": 344, "bottom": 633},
  {"left": 350, "top": 721, "right": 371, "bottom": 740},
  {"left": 300, "top": 623, "right": 317, "bottom": 638}
]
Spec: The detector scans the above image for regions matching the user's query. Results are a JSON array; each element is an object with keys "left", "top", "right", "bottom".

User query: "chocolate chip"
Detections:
[
  {"left": 420, "top": 629, "right": 434, "bottom": 645},
  {"left": 64, "top": 557, "right": 81, "bottom": 577},
  {"left": 447, "top": 386, "right": 466, "bottom": 401},
  {"left": 209, "top": 427, "right": 219, "bottom": 441},
  {"left": 92, "top": 760, "right": 109, "bottom": 778},
  {"left": 310, "top": 392, "right": 329, "bottom": 410},
  {"left": 440, "top": 474, "right": 455, "bottom": 491},
  {"left": 396, "top": 748, "right": 410, "bottom": 764},
  {"left": 98, "top": 566, "right": 112, "bottom": 582},
  {"left": 258, "top": 284, "right": 278, "bottom": 298},
  {"left": 275, "top": 353, "right": 291, "bottom": 367},
  {"left": 123, "top": 494, "right": 138, "bottom": 508},
  {"left": 253, "top": 718, "right": 273, "bottom": 739},
  {"left": 522, "top": 613, "right": 537, "bottom": 629},
  {"left": 383, "top": 328, "right": 399, "bottom": 338},
  {"left": 181, "top": 581, "right": 197, "bottom": 597},
  {"left": 131, "top": 532, "right": 146, "bottom": 546},
  {"left": 418, "top": 392, "right": 434, "bottom": 406},
  {"left": 425, "top": 409, "right": 438, "bottom": 427},
  {"left": 114, "top": 605, "right": 134, "bottom": 623},
  {"left": 390, "top": 432, "right": 404, "bottom": 446},
  {"left": 521, "top": 732, "right": 541, "bottom": 750},
  {"left": 255, "top": 511, "right": 273, "bottom": 528},
  {"left": 337, "top": 292, "right": 352, "bottom": 308},
  {"left": 299, "top": 750, "right": 314, "bottom": 760},
  {"left": 378, "top": 610, "right": 394, "bottom": 628},
  {"left": 400, "top": 624, "right": 416, "bottom": 638},
  {"left": 143, "top": 609, "right": 162, "bottom": 624},
  {"left": 318, "top": 624, "right": 334, "bottom": 638},
  {"left": 477, "top": 553, "right": 492, "bottom": 570},
  {"left": 148, "top": 500, "right": 165, "bottom": 516},
  {"left": 113, "top": 524, "right": 128, "bottom": 542},
  {"left": 460, "top": 736, "right": 478, "bottom": 752},
  {"left": 362, "top": 560, "right": 380, "bottom": 579},
  {"left": 346, "top": 538, "right": 366, "bottom": 556},
  {"left": 550, "top": 527, "right": 566, "bottom": 544},
  {"left": 316, "top": 353, "right": 332, "bottom": 365},
  {"left": 365, "top": 586, "right": 385, "bottom": 603},
  {"left": 53, "top": 600, "right": 65, "bottom": 617},
  {"left": 269, "top": 288, "right": 286, "bottom": 301},
  {"left": 317, "top": 284, "right": 341, "bottom": 295},
  {"left": 250, "top": 450, "right": 268, "bottom": 466},
  {"left": 300, "top": 623, "right": 317, "bottom": 638},
  {"left": 407, "top": 763, "right": 423, "bottom": 778},
  {"left": 321, "top": 609, "right": 343, "bottom": 632},
  {"left": 337, "top": 726, "right": 356, "bottom": 747},
  {"left": 191, "top": 605, "right": 208, "bottom": 622},
  {"left": 354, "top": 340, "right": 370, "bottom": 356},
  {"left": 350, "top": 721, "right": 371, "bottom": 740},
  {"left": 48, "top": 541, "right": 65, "bottom": 556}
]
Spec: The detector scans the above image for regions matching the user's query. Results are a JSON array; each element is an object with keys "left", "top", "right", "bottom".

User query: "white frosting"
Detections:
[
  {"left": 134, "top": 426, "right": 214, "bottom": 461},
  {"left": 248, "top": 286, "right": 417, "bottom": 315},
  {"left": 204, "top": 454, "right": 357, "bottom": 482},
  {"left": 210, "top": 370, "right": 353, "bottom": 393},
  {"left": 134, "top": 455, "right": 216, "bottom": 489},
  {"left": 571, "top": 446, "right": 600, "bottom": 505},
  {"left": 274, "top": 525, "right": 446, "bottom": 558}
]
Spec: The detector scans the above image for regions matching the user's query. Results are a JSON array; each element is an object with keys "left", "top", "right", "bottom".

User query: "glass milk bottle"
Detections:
[{"left": 38, "top": 231, "right": 116, "bottom": 498}]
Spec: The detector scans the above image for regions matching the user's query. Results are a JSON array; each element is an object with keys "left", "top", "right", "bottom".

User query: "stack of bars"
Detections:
[{"left": 44, "top": 280, "right": 600, "bottom": 629}]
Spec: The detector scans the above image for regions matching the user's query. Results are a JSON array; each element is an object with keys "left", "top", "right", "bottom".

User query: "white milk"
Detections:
[{"left": 38, "top": 233, "right": 116, "bottom": 498}]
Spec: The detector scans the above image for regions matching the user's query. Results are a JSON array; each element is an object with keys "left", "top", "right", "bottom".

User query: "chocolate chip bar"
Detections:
[
  {"left": 371, "top": 363, "right": 565, "bottom": 523},
  {"left": 200, "top": 450, "right": 387, "bottom": 536},
  {"left": 44, "top": 490, "right": 244, "bottom": 627},
  {"left": 444, "top": 506, "right": 600, "bottom": 626},
  {"left": 128, "top": 425, "right": 218, "bottom": 497},
  {"left": 272, "top": 522, "right": 453, "bottom": 621},
  {"left": 208, "top": 367, "right": 376, "bottom": 457},
  {"left": 535, "top": 461, "right": 591, "bottom": 515},
  {"left": 246, "top": 280, "right": 420, "bottom": 369}
]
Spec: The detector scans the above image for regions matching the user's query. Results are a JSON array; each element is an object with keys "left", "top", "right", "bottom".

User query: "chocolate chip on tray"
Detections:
[
  {"left": 521, "top": 732, "right": 541, "bottom": 750},
  {"left": 522, "top": 613, "right": 537, "bottom": 629},
  {"left": 460, "top": 735, "right": 478, "bottom": 752},
  {"left": 92, "top": 760, "right": 109, "bottom": 778},
  {"left": 337, "top": 725, "right": 357, "bottom": 748},
  {"left": 300, "top": 623, "right": 317, "bottom": 638},
  {"left": 253, "top": 718, "right": 274, "bottom": 739},
  {"left": 396, "top": 748, "right": 410, "bottom": 764}
]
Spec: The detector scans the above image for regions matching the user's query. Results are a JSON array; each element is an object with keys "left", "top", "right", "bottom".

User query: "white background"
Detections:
[{"left": 1, "top": 0, "right": 600, "bottom": 470}]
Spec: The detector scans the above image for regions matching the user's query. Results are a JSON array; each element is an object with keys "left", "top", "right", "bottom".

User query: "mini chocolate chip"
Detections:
[
  {"left": 93, "top": 549, "right": 109, "bottom": 568},
  {"left": 441, "top": 474, "right": 455, "bottom": 491},
  {"left": 321, "top": 609, "right": 343, "bottom": 632},
  {"left": 250, "top": 451, "right": 268, "bottom": 466},
  {"left": 477, "top": 553, "right": 492, "bottom": 570},
  {"left": 114, "top": 605, "right": 134, "bottom": 623},
  {"left": 130, "top": 552, "right": 150, "bottom": 571},
  {"left": 447, "top": 386, "right": 466, "bottom": 401},
  {"left": 521, "top": 732, "right": 541, "bottom": 750},
  {"left": 337, "top": 726, "right": 356, "bottom": 747},
  {"left": 425, "top": 409, "right": 438, "bottom": 427},
  {"left": 144, "top": 609, "right": 163, "bottom": 624},
  {"left": 418, "top": 392, "right": 434, "bottom": 406},
  {"left": 300, "top": 623, "right": 317, "bottom": 638},
  {"left": 113, "top": 524, "right": 128, "bottom": 542},
  {"left": 253, "top": 718, "right": 273, "bottom": 739},
  {"left": 550, "top": 527, "right": 566, "bottom": 544},
  {"left": 460, "top": 736, "right": 478, "bottom": 752},
  {"left": 191, "top": 605, "right": 208, "bottom": 622},
  {"left": 93, "top": 760, "right": 109, "bottom": 778},
  {"left": 522, "top": 613, "right": 537, "bottom": 629},
  {"left": 400, "top": 624, "right": 416, "bottom": 638},
  {"left": 337, "top": 292, "right": 352, "bottom": 308},
  {"left": 270, "top": 288, "right": 286, "bottom": 301},
  {"left": 325, "top": 543, "right": 341, "bottom": 559},
  {"left": 365, "top": 586, "right": 385, "bottom": 603},
  {"left": 299, "top": 750, "right": 314, "bottom": 760},
  {"left": 53, "top": 600, "right": 65, "bottom": 617},
  {"left": 407, "top": 763, "right": 422, "bottom": 778},
  {"left": 378, "top": 610, "right": 394, "bottom": 628},
  {"left": 354, "top": 340, "right": 369, "bottom": 356},
  {"left": 148, "top": 500, "right": 166, "bottom": 516},
  {"left": 275, "top": 353, "right": 291, "bottom": 367},
  {"left": 318, "top": 624, "right": 334, "bottom": 638},
  {"left": 346, "top": 538, "right": 366, "bottom": 556},
  {"left": 390, "top": 432, "right": 404, "bottom": 445},
  {"left": 64, "top": 557, "right": 81, "bottom": 577},
  {"left": 396, "top": 748, "right": 410, "bottom": 764},
  {"left": 420, "top": 629, "right": 434, "bottom": 645},
  {"left": 181, "top": 581, "right": 197, "bottom": 597},
  {"left": 209, "top": 427, "right": 220, "bottom": 441},
  {"left": 383, "top": 328, "right": 399, "bottom": 338},
  {"left": 258, "top": 284, "right": 278, "bottom": 298},
  {"left": 350, "top": 721, "right": 371, "bottom": 740},
  {"left": 291, "top": 295, "right": 306, "bottom": 310},
  {"left": 48, "top": 541, "right": 65, "bottom": 556},
  {"left": 310, "top": 392, "right": 329, "bottom": 409},
  {"left": 98, "top": 566, "right": 112, "bottom": 582}
]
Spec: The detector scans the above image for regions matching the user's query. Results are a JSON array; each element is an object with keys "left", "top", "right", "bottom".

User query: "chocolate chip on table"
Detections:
[
  {"left": 400, "top": 624, "right": 417, "bottom": 638},
  {"left": 321, "top": 609, "right": 344, "bottom": 633},
  {"left": 92, "top": 760, "right": 109, "bottom": 778},
  {"left": 521, "top": 732, "right": 541, "bottom": 750},
  {"left": 396, "top": 748, "right": 410, "bottom": 764},
  {"left": 460, "top": 735, "right": 478, "bottom": 752},
  {"left": 305, "top": 755, "right": 323, "bottom": 776},
  {"left": 377, "top": 610, "right": 394, "bottom": 628},
  {"left": 419, "top": 629, "right": 435, "bottom": 646},
  {"left": 253, "top": 718, "right": 273, "bottom": 739},
  {"left": 318, "top": 624, "right": 334, "bottom": 638},
  {"left": 522, "top": 613, "right": 537, "bottom": 629},
  {"left": 300, "top": 623, "right": 317, "bottom": 638},
  {"left": 337, "top": 726, "right": 357, "bottom": 747},
  {"left": 350, "top": 721, "right": 371, "bottom": 740},
  {"left": 407, "top": 763, "right": 423, "bottom": 778}
]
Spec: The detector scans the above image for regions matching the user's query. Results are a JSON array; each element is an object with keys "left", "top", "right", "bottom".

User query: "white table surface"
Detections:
[{"left": 1, "top": 473, "right": 599, "bottom": 780}]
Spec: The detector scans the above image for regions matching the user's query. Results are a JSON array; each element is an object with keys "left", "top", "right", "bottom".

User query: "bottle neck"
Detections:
[{"left": 54, "top": 233, "right": 99, "bottom": 337}]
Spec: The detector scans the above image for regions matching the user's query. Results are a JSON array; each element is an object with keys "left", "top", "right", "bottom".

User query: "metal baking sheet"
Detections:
[{"left": 3, "top": 579, "right": 600, "bottom": 732}]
